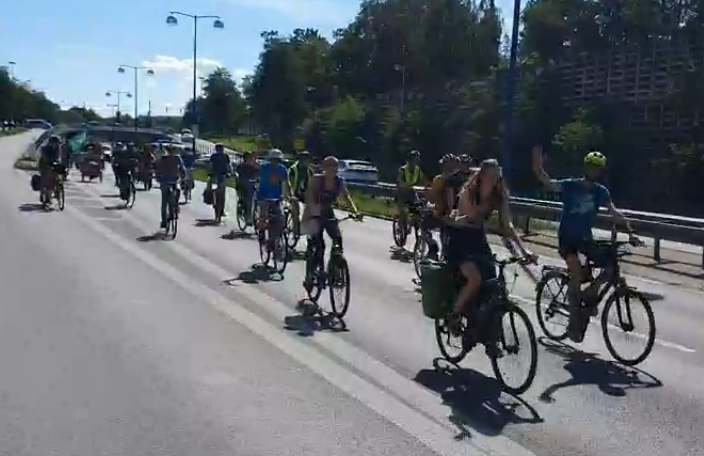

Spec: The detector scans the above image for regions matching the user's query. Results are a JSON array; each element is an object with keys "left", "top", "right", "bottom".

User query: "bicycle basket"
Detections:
[{"left": 420, "top": 261, "right": 456, "bottom": 319}]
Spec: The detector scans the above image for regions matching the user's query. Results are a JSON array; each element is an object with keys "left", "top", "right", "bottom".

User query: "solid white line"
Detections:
[
  {"left": 66, "top": 200, "right": 535, "bottom": 456},
  {"left": 510, "top": 295, "right": 696, "bottom": 354}
]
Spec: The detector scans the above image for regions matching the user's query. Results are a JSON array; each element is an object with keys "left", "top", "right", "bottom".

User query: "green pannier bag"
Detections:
[{"left": 420, "top": 261, "right": 456, "bottom": 319}]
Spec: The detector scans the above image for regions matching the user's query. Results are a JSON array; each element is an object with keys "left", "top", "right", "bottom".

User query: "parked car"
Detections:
[
  {"left": 24, "top": 119, "right": 53, "bottom": 130},
  {"left": 338, "top": 159, "right": 379, "bottom": 184}
]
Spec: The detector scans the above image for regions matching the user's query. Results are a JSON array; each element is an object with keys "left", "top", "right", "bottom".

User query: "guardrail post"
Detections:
[
  {"left": 653, "top": 237, "right": 661, "bottom": 262},
  {"left": 522, "top": 215, "right": 531, "bottom": 236},
  {"left": 610, "top": 225, "right": 617, "bottom": 242}
]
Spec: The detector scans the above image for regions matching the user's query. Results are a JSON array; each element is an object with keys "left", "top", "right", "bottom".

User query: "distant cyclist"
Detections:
[
  {"left": 532, "top": 146, "right": 639, "bottom": 342},
  {"left": 155, "top": 145, "right": 186, "bottom": 230},
  {"left": 288, "top": 151, "right": 314, "bottom": 237},
  {"left": 180, "top": 146, "right": 197, "bottom": 202},
  {"left": 37, "top": 135, "right": 63, "bottom": 204},
  {"left": 235, "top": 151, "right": 259, "bottom": 224},
  {"left": 395, "top": 150, "right": 427, "bottom": 231},
  {"left": 208, "top": 143, "right": 233, "bottom": 216}
]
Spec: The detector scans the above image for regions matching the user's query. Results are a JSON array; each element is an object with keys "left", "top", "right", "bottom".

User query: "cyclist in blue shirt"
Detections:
[
  {"left": 532, "top": 146, "right": 639, "bottom": 342},
  {"left": 257, "top": 148, "right": 291, "bottom": 244}
]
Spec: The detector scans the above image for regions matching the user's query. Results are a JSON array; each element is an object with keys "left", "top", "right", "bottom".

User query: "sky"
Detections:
[{"left": 1, "top": 0, "right": 514, "bottom": 118}]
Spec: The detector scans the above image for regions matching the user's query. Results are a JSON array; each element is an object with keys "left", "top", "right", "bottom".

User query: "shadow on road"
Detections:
[
  {"left": 100, "top": 194, "right": 121, "bottom": 198},
  {"left": 18, "top": 203, "right": 50, "bottom": 212},
  {"left": 537, "top": 337, "right": 662, "bottom": 402},
  {"left": 287, "top": 248, "right": 306, "bottom": 262},
  {"left": 221, "top": 230, "right": 254, "bottom": 240},
  {"left": 389, "top": 246, "right": 412, "bottom": 263},
  {"left": 223, "top": 264, "right": 282, "bottom": 284},
  {"left": 283, "top": 303, "right": 348, "bottom": 337},
  {"left": 136, "top": 232, "right": 166, "bottom": 242},
  {"left": 195, "top": 218, "right": 221, "bottom": 227},
  {"left": 104, "top": 204, "right": 128, "bottom": 211},
  {"left": 414, "top": 358, "right": 543, "bottom": 440}
]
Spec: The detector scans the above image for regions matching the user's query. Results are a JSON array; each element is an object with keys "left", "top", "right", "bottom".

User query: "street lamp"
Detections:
[
  {"left": 500, "top": 0, "right": 522, "bottom": 185},
  {"left": 166, "top": 11, "right": 224, "bottom": 150},
  {"left": 118, "top": 65, "right": 154, "bottom": 129},
  {"left": 7, "top": 61, "right": 16, "bottom": 80},
  {"left": 105, "top": 90, "right": 132, "bottom": 119}
]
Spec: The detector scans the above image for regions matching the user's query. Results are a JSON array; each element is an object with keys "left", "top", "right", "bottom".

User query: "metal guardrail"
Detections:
[{"left": 195, "top": 139, "right": 704, "bottom": 267}]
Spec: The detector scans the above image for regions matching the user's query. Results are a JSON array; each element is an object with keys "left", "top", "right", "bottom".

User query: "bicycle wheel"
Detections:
[
  {"left": 166, "top": 194, "right": 178, "bottom": 239},
  {"left": 601, "top": 287, "right": 656, "bottom": 366},
  {"left": 412, "top": 235, "right": 427, "bottom": 280},
  {"left": 284, "top": 208, "right": 300, "bottom": 250},
  {"left": 236, "top": 200, "right": 248, "bottom": 232},
  {"left": 434, "top": 316, "right": 469, "bottom": 364},
  {"left": 328, "top": 254, "right": 351, "bottom": 318},
  {"left": 535, "top": 270, "right": 570, "bottom": 341},
  {"left": 392, "top": 217, "right": 407, "bottom": 248},
  {"left": 258, "top": 230, "right": 271, "bottom": 266},
  {"left": 488, "top": 302, "right": 538, "bottom": 395},
  {"left": 55, "top": 184, "right": 65, "bottom": 211},
  {"left": 272, "top": 230, "right": 289, "bottom": 275},
  {"left": 126, "top": 180, "right": 136, "bottom": 209}
]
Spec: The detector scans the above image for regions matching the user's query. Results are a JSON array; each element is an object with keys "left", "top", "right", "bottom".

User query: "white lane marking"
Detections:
[
  {"left": 66, "top": 201, "right": 535, "bottom": 456},
  {"left": 511, "top": 295, "right": 696, "bottom": 354}
]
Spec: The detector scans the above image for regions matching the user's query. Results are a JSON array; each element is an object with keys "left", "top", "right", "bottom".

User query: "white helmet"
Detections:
[{"left": 268, "top": 148, "right": 284, "bottom": 160}]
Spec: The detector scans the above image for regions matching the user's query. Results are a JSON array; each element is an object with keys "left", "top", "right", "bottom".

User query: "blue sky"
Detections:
[{"left": 1, "top": 0, "right": 514, "bottom": 118}]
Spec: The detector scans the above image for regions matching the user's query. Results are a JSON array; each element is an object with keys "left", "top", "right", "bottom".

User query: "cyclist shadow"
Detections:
[
  {"left": 221, "top": 230, "right": 254, "bottom": 240},
  {"left": 414, "top": 358, "right": 543, "bottom": 439},
  {"left": 224, "top": 264, "right": 283, "bottom": 284},
  {"left": 389, "top": 246, "right": 412, "bottom": 263},
  {"left": 18, "top": 203, "right": 51, "bottom": 212},
  {"left": 99, "top": 194, "right": 121, "bottom": 198},
  {"left": 136, "top": 232, "right": 167, "bottom": 242},
  {"left": 104, "top": 204, "right": 128, "bottom": 211},
  {"left": 195, "top": 218, "right": 221, "bottom": 227},
  {"left": 283, "top": 304, "right": 348, "bottom": 337},
  {"left": 537, "top": 337, "right": 662, "bottom": 403}
]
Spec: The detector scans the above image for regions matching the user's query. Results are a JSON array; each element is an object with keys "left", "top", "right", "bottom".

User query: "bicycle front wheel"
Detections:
[
  {"left": 236, "top": 200, "right": 248, "bottom": 232},
  {"left": 272, "top": 230, "right": 289, "bottom": 275},
  {"left": 392, "top": 218, "right": 407, "bottom": 248},
  {"left": 284, "top": 208, "right": 300, "bottom": 250},
  {"left": 126, "top": 180, "right": 136, "bottom": 209},
  {"left": 488, "top": 303, "right": 538, "bottom": 395},
  {"left": 55, "top": 184, "right": 65, "bottom": 211},
  {"left": 328, "top": 254, "right": 351, "bottom": 318},
  {"left": 601, "top": 287, "right": 655, "bottom": 366},
  {"left": 434, "top": 316, "right": 469, "bottom": 364},
  {"left": 412, "top": 235, "right": 427, "bottom": 280},
  {"left": 535, "top": 270, "right": 570, "bottom": 341}
]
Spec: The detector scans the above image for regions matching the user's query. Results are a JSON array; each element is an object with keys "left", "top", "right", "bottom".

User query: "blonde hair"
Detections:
[{"left": 462, "top": 159, "right": 508, "bottom": 212}]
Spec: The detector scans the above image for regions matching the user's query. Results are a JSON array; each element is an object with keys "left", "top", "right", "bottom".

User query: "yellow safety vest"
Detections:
[{"left": 403, "top": 165, "right": 421, "bottom": 186}]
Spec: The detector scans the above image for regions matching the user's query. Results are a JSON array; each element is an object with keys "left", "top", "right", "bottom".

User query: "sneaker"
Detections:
[{"left": 160, "top": 221, "right": 167, "bottom": 229}]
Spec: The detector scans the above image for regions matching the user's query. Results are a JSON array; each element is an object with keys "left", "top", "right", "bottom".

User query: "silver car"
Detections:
[{"left": 338, "top": 159, "right": 379, "bottom": 183}]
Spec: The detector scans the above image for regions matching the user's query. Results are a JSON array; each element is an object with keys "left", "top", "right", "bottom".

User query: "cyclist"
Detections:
[
  {"left": 235, "top": 151, "right": 259, "bottom": 224},
  {"left": 302, "top": 156, "right": 361, "bottom": 288},
  {"left": 257, "top": 148, "right": 291, "bottom": 246},
  {"left": 113, "top": 143, "right": 138, "bottom": 199},
  {"left": 532, "top": 146, "right": 638, "bottom": 342},
  {"left": 180, "top": 146, "right": 197, "bottom": 202},
  {"left": 155, "top": 145, "right": 186, "bottom": 230},
  {"left": 288, "top": 151, "right": 314, "bottom": 237},
  {"left": 445, "top": 159, "right": 534, "bottom": 337},
  {"left": 395, "top": 150, "right": 428, "bottom": 233},
  {"left": 426, "top": 154, "right": 459, "bottom": 258},
  {"left": 137, "top": 143, "right": 156, "bottom": 183},
  {"left": 37, "top": 135, "right": 63, "bottom": 204},
  {"left": 208, "top": 143, "right": 233, "bottom": 217},
  {"left": 112, "top": 143, "right": 126, "bottom": 188}
]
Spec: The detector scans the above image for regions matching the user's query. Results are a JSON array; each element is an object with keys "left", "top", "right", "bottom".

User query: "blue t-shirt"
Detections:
[
  {"left": 181, "top": 153, "right": 196, "bottom": 169},
  {"left": 558, "top": 178, "right": 611, "bottom": 241},
  {"left": 258, "top": 162, "right": 288, "bottom": 201}
]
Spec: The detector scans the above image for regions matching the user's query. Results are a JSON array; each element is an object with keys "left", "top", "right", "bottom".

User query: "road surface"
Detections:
[{"left": 2, "top": 132, "right": 703, "bottom": 456}]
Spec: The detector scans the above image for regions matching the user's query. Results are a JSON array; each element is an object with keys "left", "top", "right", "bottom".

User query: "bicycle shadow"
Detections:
[
  {"left": 100, "top": 194, "right": 121, "bottom": 198},
  {"left": 221, "top": 230, "right": 254, "bottom": 240},
  {"left": 537, "top": 337, "right": 662, "bottom": 403},
  {"left": 414, "top": 358, "right": 543, "bottom": 439},
  {"left": 195, "top": 218, "right": 221, "bottom": 227},
  {"left": 223, "top": 264, "right": 283, "bottom": 284},
  {"left": 18, "top": 203, "right": 51, "bottom": 212},
  {"left": 136, "top": 232, "right": 167, "bottom": 242},
  {"left": 104, "top": 204, "right": 128, "bottom": 211},
  {"left": 283, "top": 302, "right": 348, "bottom": 337},
  {"left": 389, "top": 246, "right": 412, "bottom": 263}
]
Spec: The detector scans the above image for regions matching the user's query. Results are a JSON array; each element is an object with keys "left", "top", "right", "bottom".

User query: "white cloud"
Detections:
[{"left": 142, "top": 55, "right": 222, "bottom": 79}]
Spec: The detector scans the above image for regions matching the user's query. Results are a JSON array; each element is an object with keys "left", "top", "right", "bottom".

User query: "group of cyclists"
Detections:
[{"left": 37, "top": 131, "right": 641, "bottom": 348}]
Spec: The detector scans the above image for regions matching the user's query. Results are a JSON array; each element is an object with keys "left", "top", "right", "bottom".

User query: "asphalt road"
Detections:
[{"left": 2, "top": 131, "right": 704, "bottom": 456}]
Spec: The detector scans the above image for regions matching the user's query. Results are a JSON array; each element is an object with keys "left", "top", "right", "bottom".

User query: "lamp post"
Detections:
[
  {"left": 105, "top": 90, "right": 132, "bottom": 120},
  {"left": 107, "top": 103, "right": 119, "bottom": 118},
  {"left": 7, "top": 61, "right": 16, "bottom": 80},
  {"left": 117, "top": 65, "right": 154, "bottom": 129},
  {"left": 500, "top": 0, "right": 522, "bottom": 186},
  {"left": 166, "top": 11, "right": 224, "bottom": 150}
]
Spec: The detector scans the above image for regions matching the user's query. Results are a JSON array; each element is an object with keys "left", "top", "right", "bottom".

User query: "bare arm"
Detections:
[
  {"left": 340, "top": 183, "right": 359, "bottom": 215},
  {"left": 532, "top": 146, "right": 561, "bottom": 192},
  {"left": 493, "top": 197, "right": 531, "bottom": 256},
  {"left": 606, "top": 200, "right": 634, "bottom": 233}
]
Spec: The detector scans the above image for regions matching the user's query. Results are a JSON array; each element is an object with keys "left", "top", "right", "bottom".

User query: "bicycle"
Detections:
[
  {"left": 236, "top": 181, "right": 258, "bottom": 233},
  {"left": 119, "top": 168, "right": 136, "bottom": 209},
  {"left": 535, "top": 238, "right": 655, "bottom": 366},
  {"left": 182, "top": 169, "right": 195, "bottom": 203},
  {"left": 283, "top": 199, "right": 302, "bottom": 250},
  {"left": 412, "top": 206, "right": 441, "bottom": 280},
  {"left": 392, "top": 195, "right": 424, "bottom": 248},
  {"left": 257, "top": 199, "right": 288, "bottom": 274},
  {"left": 426, "top": 255, "right": 539, "bottom": 394},
  {"left": 213, "top": 182, "right": 227, "bottom": 224},
  {"left": 163, "top": 183, "right": 179, "bottom": 239},
  {"left": 40, "top": 163, "right": 66, "bottom": 211},
  {"left": 304, "top": 214, "right": 364, "bottom": 318}
]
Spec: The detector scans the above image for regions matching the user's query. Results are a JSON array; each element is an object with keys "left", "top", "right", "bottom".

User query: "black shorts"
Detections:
[
  {"left": 446, "top": 225, "right": 496, "bottom": 281},
  {"left": 557, "top": 237, "right": 593, "bottom": 258}
]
